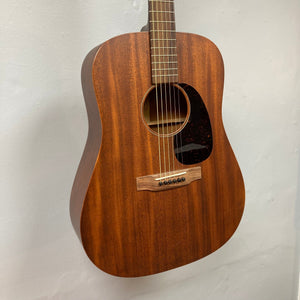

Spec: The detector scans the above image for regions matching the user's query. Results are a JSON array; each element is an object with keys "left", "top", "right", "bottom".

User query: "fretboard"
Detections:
[{"left": 149, "top": 0, "right": 178, "bottom": 84}]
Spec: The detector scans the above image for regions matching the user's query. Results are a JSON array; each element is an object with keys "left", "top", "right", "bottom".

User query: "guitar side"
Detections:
[
  {"left": 70, "top": 32, "right": 245, "bottom": 277},
  {"left": 70, "top": 45, "right": 102, "bottom": 240}
]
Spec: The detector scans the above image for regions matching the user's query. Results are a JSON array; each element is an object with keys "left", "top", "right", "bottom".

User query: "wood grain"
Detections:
[{"left": 70, "top": 32, "right": 245, "bottom": 277}]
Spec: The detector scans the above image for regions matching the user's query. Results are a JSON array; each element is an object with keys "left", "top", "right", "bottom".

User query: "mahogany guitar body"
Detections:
[{"left": 70, "top": 32, "right": 245, "bottom": 277}]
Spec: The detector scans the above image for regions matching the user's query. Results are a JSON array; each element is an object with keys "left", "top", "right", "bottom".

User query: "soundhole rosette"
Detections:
[{"left": 141, "top": 83, "right": 190, "bottom": 137}]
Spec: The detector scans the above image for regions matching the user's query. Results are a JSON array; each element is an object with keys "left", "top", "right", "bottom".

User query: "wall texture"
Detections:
[{"left": 1, "top": 0, "right": 300, "bottom": 299}]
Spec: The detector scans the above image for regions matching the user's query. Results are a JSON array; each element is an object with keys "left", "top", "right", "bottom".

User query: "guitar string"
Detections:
[
  {"left": 163, "top": 0, "right": 176, "bottom": 174},
  {"left": 158, "top": 1, "right": 169, "bottom": 176},
  {"left": 177, "top": 72, "right": 184, "bottom": 165},
  {"left": 157, "top": 0, "right": 167, "bottom": 178},
  {"left": 171, "top": 0, "right": 176, "bottom": 173},
  {"left": 166, "top": 0, "right": 175, "bottom": 174},
  {"left": 172, "top": 0, "right": 182, "bottom": 168},
  {"left": 172, "top": 0, "right": 183, "bottom": 166},
  {"left": 153, "top": 0, "right": 178, "bottom": 179},
  {"left": 158, "top": 0, "right": 176, "bottom": 176},
  {"left": 162, "top": 0, "right": 171, "bottom": 176},
  {"left": 165, "top": 0, "right": 172, "bottom": 173},
  {"left": 169, "top": 0, "right": 183, "bottom": 166},
  {"left": 173, "top": 82, "right": 178, "bottom": 172},
  {"left": 151, "top": 0, "right": 162, "bottom": 181},
  {"left": 166, "top": 0, "right": 178, "bottom": 173}
]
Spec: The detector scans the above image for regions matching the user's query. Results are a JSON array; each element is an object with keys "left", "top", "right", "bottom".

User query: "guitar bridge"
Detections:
[{"left": 136, "top": 167, "right": 201, "bottom": 192}]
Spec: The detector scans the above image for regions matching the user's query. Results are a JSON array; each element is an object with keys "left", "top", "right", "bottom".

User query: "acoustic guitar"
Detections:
[{"left": 70, "top": 0, "right": 245, "bottom": 277}]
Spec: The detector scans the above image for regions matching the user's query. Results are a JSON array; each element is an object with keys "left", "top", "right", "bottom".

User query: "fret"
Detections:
[
  {"left": 152, "top": 62, "right": 178, "bottom": 64},
  {"left": 152, "top": 74, "right": 178, "bottom": 77},
  {"left": 149, "top": 0, "right": 174, "bottom": 2},
  {"left": 151, "top": 60, "right": 177, "bottom": 64},
  {"left": 151, "top": 62, "right": 178, "bottom": 64},
  {"left": 150, "top": 33, "right": 176, "bottom": 38},
  {"left": 151, "top": 64, "right": 178, "bottom": 67},
  {"left": 150, "top": 29, "right": 175, "bottom": 32},
  {"left": 149, "top": 11, "right": 174, "bottom": 13},
  {"left": 151, "top": 47, "right": 177, "bottom": 50},
  {"left": 152, "top": 68, "right": 177, "bottom": 71},
  {"left": 151, "top": 38, "right": 176, "bottom": 41},
  {"left": 150, "top": 26, "right": 176, "bottom": 30},
  {"left": 151, "top": 54, "right": 177, "bottom": 57},
  {"left": 150, "top": 20, "right": 175, "bottom": 23}
]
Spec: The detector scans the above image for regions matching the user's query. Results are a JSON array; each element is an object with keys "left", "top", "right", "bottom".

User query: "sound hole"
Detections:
[{"left": 142, "top": 84, "right": 189, "bottom": 136}]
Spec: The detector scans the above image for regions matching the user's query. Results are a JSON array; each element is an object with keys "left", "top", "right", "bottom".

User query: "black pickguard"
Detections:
[{"left": 174, "top": 84, "right": 213, "bottom": 165}]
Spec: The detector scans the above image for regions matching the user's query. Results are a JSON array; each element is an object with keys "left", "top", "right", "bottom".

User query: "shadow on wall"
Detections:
[{"left": 10, "top": 98, "right": 87, "bottom": 288}]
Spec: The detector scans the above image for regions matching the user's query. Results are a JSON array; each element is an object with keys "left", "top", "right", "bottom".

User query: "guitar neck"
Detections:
[{"left": 148, "top": 0, "right": 178, "bottom": 84}]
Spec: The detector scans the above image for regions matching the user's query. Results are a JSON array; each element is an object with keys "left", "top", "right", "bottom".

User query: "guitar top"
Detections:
[{"left": 70, "top": 0, "right": 245, "bottom": 277}]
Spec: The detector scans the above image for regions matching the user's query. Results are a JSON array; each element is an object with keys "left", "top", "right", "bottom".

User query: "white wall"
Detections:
[{"left": 1, "top": 0, "right": 300, "bottom": 299}]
